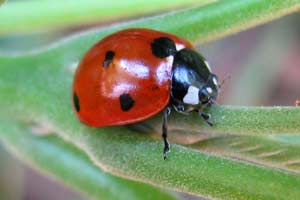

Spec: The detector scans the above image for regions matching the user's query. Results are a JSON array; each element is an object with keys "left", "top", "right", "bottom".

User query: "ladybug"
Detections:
[{"left": 72, "top": 28, "right": 219, "bottom": 159}]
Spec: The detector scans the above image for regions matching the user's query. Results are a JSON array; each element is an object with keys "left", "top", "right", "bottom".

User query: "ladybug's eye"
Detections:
[{"left": 198, "top": 89, "right": 209, "bottom": 104}]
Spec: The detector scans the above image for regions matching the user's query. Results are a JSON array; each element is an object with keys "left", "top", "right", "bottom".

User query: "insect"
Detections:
[{"left": 72, "top": 28, "right": 219, "bottom": 159}]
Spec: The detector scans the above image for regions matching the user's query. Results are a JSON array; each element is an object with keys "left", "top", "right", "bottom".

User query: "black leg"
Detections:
[
  {"left": 162, "top": 107, "right": 171, "bottom": 160},
  {"left": 200, "top": 112, "right": 213, "bottom": 126}
]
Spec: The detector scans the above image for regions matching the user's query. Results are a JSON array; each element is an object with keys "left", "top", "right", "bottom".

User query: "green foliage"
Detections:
[
  {"left": 144, "top": 106, "right": 300, "bottom": 135},
  {"left": 193, "top": 135, "right": 300, "bottom": 172},
  {"left": 0, "top": 119, "right": 177, "bottom": 200},
  {"left": 0, "top": 0, "right": 300, "bottom": 199},
  {"left": 0, "top": 0, "right": 212, "bottom": 35}
]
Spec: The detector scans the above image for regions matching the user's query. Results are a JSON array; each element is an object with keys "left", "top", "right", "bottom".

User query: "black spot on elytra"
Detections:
[
  {"left": 103, "top": 51, "right": 115, "bottom": 68},
  {"left": 151, "top": 85, "right": 159, "bottom": 91},
  {"left": 73, "top": 92, "right": 80, "bottom": 112},
  {"left": 119, "top": 93, "right": 135, "bottom": 111},
  {"left": 151, "top": 37, "right": 177, "bottom": 58}
]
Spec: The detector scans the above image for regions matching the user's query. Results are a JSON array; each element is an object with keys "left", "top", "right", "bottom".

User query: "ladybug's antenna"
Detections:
[
  {"left": 210, "top": 98, "right": 218, "bottom": 105},
  {"left": 214, "top": 74, "right": 231, "bottom": 103},
  {"left": 218, "top": 74, "right": 231, "bottom": 89}
]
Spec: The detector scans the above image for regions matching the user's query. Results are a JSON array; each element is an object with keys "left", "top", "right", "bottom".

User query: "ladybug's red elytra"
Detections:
[{"left": 72, "top": 28, "right": 219, "bottom": 159}]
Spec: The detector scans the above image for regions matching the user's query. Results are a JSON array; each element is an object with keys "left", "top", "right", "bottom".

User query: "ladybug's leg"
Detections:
[
  {"left": 199, "top": 111, "right": 213, "bottom": 126},
  {"left": 162, "top": 107, "right": 171, "bottom": 160}
]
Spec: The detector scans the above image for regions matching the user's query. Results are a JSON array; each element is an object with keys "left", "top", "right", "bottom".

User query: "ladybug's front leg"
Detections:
[
  {"left": 162, "top": 107, "right": 171, "bottom": 160},
  {"left": 199, "top": 111, "right": 213, "bottom": 126}
]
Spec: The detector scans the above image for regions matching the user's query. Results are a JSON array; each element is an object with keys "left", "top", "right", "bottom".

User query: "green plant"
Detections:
[{"left": 0, "top": 0, "right": 300, "bottom": 199}]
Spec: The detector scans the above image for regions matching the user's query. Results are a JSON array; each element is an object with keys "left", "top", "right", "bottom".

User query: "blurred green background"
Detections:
[{"left": 0, "top": 0, "right": 299, "bottom": 199}]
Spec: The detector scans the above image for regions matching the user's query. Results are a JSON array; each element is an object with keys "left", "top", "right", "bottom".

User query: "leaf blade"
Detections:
[
  {"left": 3, "top": 0, "right": 298, "bottom": 57},
  {"left": 54, "top": 0, "right": 300, "bottom": 54},
  {"left": 0, "top": 0, "right": 212, "bottom": 35},
  {"left": 0, "top": 119, "right": 178, "bottom": 200},
  {"left": 191, "top": 135, "right": 300, "bottom": 173}
]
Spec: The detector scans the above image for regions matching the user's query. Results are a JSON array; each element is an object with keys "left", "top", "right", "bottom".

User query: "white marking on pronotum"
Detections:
[
  {"left": 204, "top": 60, "right": 212, "bottom": 72},
  {"left": 212, "top": 77, "right": 218, "bottom": 86},
  {"left": 175, "top": 44, "right": 185, "bottom": 51},
  {"left": 206, "top": 87, "right": 213, "bottom": 94},
  {"left": 183, "top": 86, "right": 199, "bottom": 105}
]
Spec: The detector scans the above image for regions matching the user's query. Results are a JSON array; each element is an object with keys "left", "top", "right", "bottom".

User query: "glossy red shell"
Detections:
[{"left": 73, "top": 28, "right": 193, "bottom": 127}]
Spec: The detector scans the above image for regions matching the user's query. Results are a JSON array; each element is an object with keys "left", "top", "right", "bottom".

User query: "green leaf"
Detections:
[
  {"left": 0, "top": 119, "right": 178, "bottom": 200},
  {"left": 1, "top": 0, "right": 300, "bottom": 199},
  {"left": 81, "top": 0, "right": 297, "bottom": 47},
  {"left": 0, "top": 0, "right": 212, "bottom": 35},
  {"left": 191, "top": 135, "right": 300, "bottom": 172},
  {"left": 2, "top": 0, "right": 296, "bottom": 55},
  {"left": 1, "top": 116, "right": 300, "bottom": 200},
  {"left": 141, "top": 106, "right": 300, "bottom": 135}
]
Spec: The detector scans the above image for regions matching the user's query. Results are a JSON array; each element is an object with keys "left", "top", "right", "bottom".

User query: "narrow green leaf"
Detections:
[
  {"left": 31, "top": 0, "right": 299, "bottom": 58},
  {"left": 0, "top": 0, "right": 212, "bottom": 35},
  {"left": 0, "top": 119, "right": 178, "bottom": 200},
  {"left": 141, "top": 0, "right": 300, "bottom": 44},
  {"left": 1, "top": 115, "right": 300, "bottom": 200},
  {"left": 191, "top": 135, "right": 300, "bottom": 172},
  {"left": 143, "top": 106, "right": 300, "bottom": 135}
]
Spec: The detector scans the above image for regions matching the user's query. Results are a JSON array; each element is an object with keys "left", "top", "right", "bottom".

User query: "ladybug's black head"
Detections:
[
  {"left": 171, "top": 48, "right": 219, "bottom": 111},
  {"left": 198, "top": 74, "right": 219, "bottom": 106}
]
